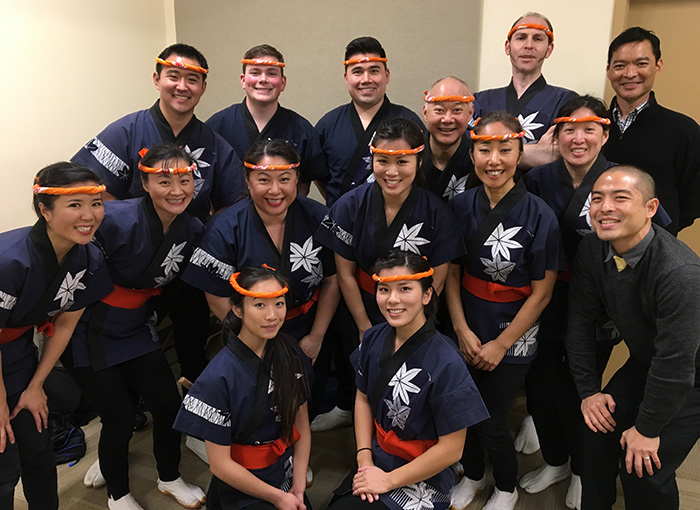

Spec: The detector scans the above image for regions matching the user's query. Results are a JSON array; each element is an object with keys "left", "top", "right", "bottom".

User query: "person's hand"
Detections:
[
  {"left": 298, "top": 334, "right": 323, "bottom": 364},
  {"left": 273, "top": 490, "right": 306, "bottom": 510},
  {"left": 289, "top": 486, "right": 306, "bottom": 508},
  {"left": 0, "top": 400, "right": 15, "bottom": 453},
  {"left": 457, "top": 329, "right": 482, "bottom": 364},
  {"left": 581, "top": 392, "right": 617, "bottom": 433},
  {"left": 473, "top": 340, "right": 507, "bottom": 371},
  {"left": 621, "top": 426, "right": 661, "bottom": 478},
  {"left": 353, "top": 465, "right": 391, "bottom": 502},
  {"left": 10, "top": 384, "right": 48, "bottom": 433}
]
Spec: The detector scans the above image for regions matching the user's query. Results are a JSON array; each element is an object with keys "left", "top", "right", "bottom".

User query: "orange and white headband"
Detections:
[
  {"left": 370, "top": 145, "right": 425, "bottom": 156},
  {"left": 33, "top": 184, "right": 106, "bottom": 195},
  {"left": 424, "top": 91, "right": 474, "bottom": 103},
  {"left": 507, "top": 23, "right": 554, "bottom": 43},
  {"left": 243, "top": 161, "right": 300, "bottom": 171},
  {"left": 229, "top": 270, "right": 289, "bottom": 299},
  {"left": 554, "top": 116, "right": 611, "bottom": 126},
  {"left": 343, "top": 56, "right": 387, "bottom": 66},
  {"left": 138, "top": 162, "right": 196, "bottom": 174},
  {"left": 241, "top": 58, "right": 285, "bottom": 68},
  {"left": 372, "top": 267, "right": 434, "bottom": 283},
  {"left": 156, "top": 57, "right": 208, "bottom": 75}
]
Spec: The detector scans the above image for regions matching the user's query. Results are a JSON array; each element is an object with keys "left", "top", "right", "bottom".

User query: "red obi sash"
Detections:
[
  {"left": 0, "top": 321, "right": 54, "bottom": 344},
  {"left": 355, "top": 267, "right": 376, "bottom": 295},
  {"left": 461, "top": 272, "right": 531, "bottom": 303},
  {"left": 100, "top": 284, "right": 162, "bottom": 309},
  {"left": 286, "top": 287, "right": 321, "bottom": 320},
  {"left": 374, "top": 420, "right": 437, "bottom": 462},
  {"left": 229, "top": 426, "right": 300, "bottom": 470}
]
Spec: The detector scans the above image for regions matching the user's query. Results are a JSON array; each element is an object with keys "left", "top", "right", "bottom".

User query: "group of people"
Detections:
[{"left": 2, "top": 9, "right": 700, "bottom": 510}]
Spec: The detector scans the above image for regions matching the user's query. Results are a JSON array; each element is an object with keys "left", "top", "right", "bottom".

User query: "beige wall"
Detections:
[
  {"left": 174, "top": 0, "right": 482, "bottom": 125},
  {"left": 0, "top": 0, "right": 176, "bottom": 232}
]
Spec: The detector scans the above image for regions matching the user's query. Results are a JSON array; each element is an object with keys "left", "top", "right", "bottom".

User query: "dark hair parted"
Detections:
[
  {"left": 243, "top": 139, "right": 301, "bottom": 177},
  {"left": 157, "top": 43, "right": 209, "bottom": 81},
  {"left": 242, "top": 44, "right": 285, "bottom": 75},
  {"left": 472, "top": 110, "right": 525, "bottom": 153},
  {"left": 608, "top": 27, "right": 661, "bottom": 64},
  {"left": 139, "top": 143, "right": 195, "bottom": 182},
  {"left": 372, "top": 249, "right": 437, "bottom": 318},
  {"left": 344, "top": 36, "right": 386, "bottom": 66},
  {"left": 553, "top": 95, "right": 610, "bottom": 137},
  {"left": 33, "top": 162, "right": 102, "bottom": 217},
  {"left": 221, "top": 266, "right": 309, "bottom": 443}
]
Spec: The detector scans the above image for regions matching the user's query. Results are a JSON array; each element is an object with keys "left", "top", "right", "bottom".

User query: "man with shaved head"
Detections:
[
  {"left": 422, "top": 77, "right": 475, "bottom": 201},
  {"left": 566, "top": 166, "right": 700, "bottom": 509}
]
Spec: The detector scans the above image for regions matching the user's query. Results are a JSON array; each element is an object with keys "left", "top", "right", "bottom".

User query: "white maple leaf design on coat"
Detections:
[
  {"left": 384, "top": 396, "right": 411, "bottom": 430},
  {"left": 443, "top": 175, "right": 468, "bottom": 200},
  {"left": 184, "top": 145, "right": 206, "bottom": 198},
  {"left": 518, "top": 112, "right": 544, "bottom": 141},
  {"left": 393, "top": 223, "right": 430, "bottom": 254},
  {"left": 576, "top": 194, "right": 594, "bottom": 236},
  {"left": 388, "top": 363, "right": 422, "bottom": 405},
  {"left": 154, "top": 241, "right": 187, "bottom": 286},
  {"left": 399, "top": 482, "right": 437, "bottom": 510},
  {"left": 54, "top": 269, "right": 87, "bottom": 309},
  {"left": 511, "top": 323, "right": 539, "bottom": 357},
  {"left": 301, "top": 263, "right": 324, "bottom": 289},
  {"left": 289, "top": 237, "right": 322, "bottom": 273},
  {"left": 480, "top": 253, "right": 517, "bottom": 282},
  {"left": 484, "top": 223, "right": 522, "bottom": 260}
]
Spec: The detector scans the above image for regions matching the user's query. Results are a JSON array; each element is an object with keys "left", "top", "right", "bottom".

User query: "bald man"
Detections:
[{"left": 422, "top": 77, "right": 475, "bottom": 201}]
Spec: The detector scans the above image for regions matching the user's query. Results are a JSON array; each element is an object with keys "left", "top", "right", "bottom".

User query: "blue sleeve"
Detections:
[
  {"left": 314, "top": 195, "right": 357, "bottom": 261},
  {"left": 209, "top": 137, "right": 247, "bottom": 209},
  {"left": 427, "top": 200, "right": 466, "bottom": 266},
  {"left": 299, "top": 123, "right": 330, "bottom": 182},
  {"left": 528, "top": 201, "right": 566, "bottom": 280}
]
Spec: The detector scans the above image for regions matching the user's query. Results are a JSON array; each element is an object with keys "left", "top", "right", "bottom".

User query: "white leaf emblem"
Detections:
[
  {"left": 576, "top": 194, "right": 594, "bottom": 236},
  {"left": 480, "top": 253, "right": 517, "bottom": 282},
  {"left": 384, "top": 396, "right": 411, "bottom": 430},
  {"left": 511, "top": 324, "right": 539, "bottom": 357},
  {"left": 0, "top": 290, "right": 17, "bottom": 311},
  {"left": 443, "top": 175, "right": 468, "bottom": 200},
  {"left": 184, "top": 145, "right": 207, "bottom": 198},
  {"left": 399, "top": 482, "right": 436, "bottom": 510},
  {"left": 289, "top": 237, "right": 322, "bottom": 273},
  {"left": 301, "top": 263, "right": 324, "bottom": 289},
  {"left": 484, "top": 223, "right": 522, "bottom": 261},
  {"left": 54, "top": 269, "right": 87, "bottom": 309},
  {"left": 388, "top": 363, "right": 422, "bottom": 405},
  {"left": 154, "top": 241, "right": 187, "bottom": 286},
  {"left": 393, "top": 223, "right": 430, "bottom": 254},
  {"left": 518, "top": 112, "right": 544, "bottom": 141}
]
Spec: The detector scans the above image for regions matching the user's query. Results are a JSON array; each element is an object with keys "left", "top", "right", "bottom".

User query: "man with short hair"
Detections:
[
  {"left": 316, "top": 36, "right": 424, "bottom": 207},
  {"left": 473, "top": 12, "right": 577, "bottom": 168},
  {"left": 602, "top": 27, "right": 700, "bottom": 236},
  {"left": 567, "top": 165, "right": 700, "bottom": 509},
  {"left": 206, "top": 44, "right": 328, "bottom": 194},
  {"left": 422, "top": 76, "right": 475, "bottom": 201}
]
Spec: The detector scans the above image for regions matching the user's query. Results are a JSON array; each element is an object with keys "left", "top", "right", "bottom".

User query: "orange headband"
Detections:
[
  {"left": 507, "top": 23, "right": 554, "bottom": 42},
  {"left": 243, "top": 161, "right": 300, "bottom": 171},
  {"left": 229, "top": 272, "right": 289, "bottom": 299},
  {"left": 33, "top": 184, "right": 106, "bottom": 195},
  {"left": 424, "top": 91, "right": 474, "bottom": 103},
  {"left": 554, "top": 116, "right": 611, "bottom": 126},
  {"left": 138, "top": 162, "right": 196, "bottom": 174},
  {"left": 241, "top": 58, "right": 286, "bottom": 68},
  {"left": 370, "top": 144, "right": 425, "bottom": 156},
  {"left": 470, "top": 130, "right": 525, "bottom": 141},
  {"left": 156, "top": 57, "right": 209, "bottom": 75},
  {"left": 343, "top": 56, "right": 388, "bottom": 66},
  {"left": 372, "top": 267, "right": 434, "bottom": 283}
]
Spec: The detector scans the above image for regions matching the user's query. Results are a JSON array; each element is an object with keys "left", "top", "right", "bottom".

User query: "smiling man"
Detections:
[
  {"left": 566, "top": 165, "right": 700, "bottom": 510},
  {"left": 206, "top": 44, "right": 328, "bottom": 195},
  {"left": 473, "top": 12, "right": 577, "bottom": 169},
  {"left": 422, "top": 77, "right": 475, "bottom": 201},
  {"left": 316, "top": 36, "right": 424, "bottom": 207},
  {"left": 602, "top": 27, "right": 700, "bottom": 236}
]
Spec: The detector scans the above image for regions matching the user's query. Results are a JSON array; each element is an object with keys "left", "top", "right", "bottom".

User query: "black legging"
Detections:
[
  {"left": 0, "top": 391, "right": 58, "bottom": 509},
  {"left": 62, "top": 346, "right": 182, "bottom": 500},
  {"left": 328, "top": 493, "right": 389, "bottom": 509}
]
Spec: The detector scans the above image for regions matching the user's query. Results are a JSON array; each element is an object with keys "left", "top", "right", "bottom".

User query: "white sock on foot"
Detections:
[
  {"left": 483, "top": 488, "right": 519, "bottom": 510},
  {"left": 514, "top": 414, "right": 540, "bottom": 454},
  {"left": 108, "top": 493, "right": 144, "bottom": 510},
  {"left": 449, "top": 476, "right": 485, "bottom": 510},
  {"left": 83, "top": 459, "right": 106, "bottom": 488},
  {"left": 310, "top": 406, "right": 352, "bottom": 432},
  {"left": 566, "top": 474, "right": 582, "bottom": 509},
  {"left": 519, "top": 463, "right": 571, "bottom": 493},
  {"left": 158, "top": 477, "right": 206, "bottom": 509}
]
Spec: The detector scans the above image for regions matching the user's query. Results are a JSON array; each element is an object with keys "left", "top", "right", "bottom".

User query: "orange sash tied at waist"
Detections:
[
  {"left": 285, "top": 287, "right": 322, "bottom": 320},
  {"left": 100, "top": 284, "right": 163, "bottom": 309},
  {"left": 374, "top": 420, "right": 437, "bottom": 462},
  {"left": 355, "top": 267, "right": 376, "bottom": 295},
  {"left": 461, "top": 272, "right": 531, "bottom": 303},
  {"left": 0, "top": 321, "right": 54, "bottom": 344},
  {"left": 229, "top": 426, "right": 300, "bottom": 470}
]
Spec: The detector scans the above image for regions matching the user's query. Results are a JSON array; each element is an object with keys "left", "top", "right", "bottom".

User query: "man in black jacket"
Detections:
[
  {"left": 567, "top": 165, "right": 700, "bottom": 509},
  {"left": 602, "top": 27, "right": 700, "bottom": 236}
]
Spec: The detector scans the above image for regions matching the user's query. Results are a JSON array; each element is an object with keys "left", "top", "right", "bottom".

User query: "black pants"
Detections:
[
  {"left": 63, "top": 347, "right": 182, "bottom": 499},
  {"left": 328, "top": 493, "right": 389, "bottom": 509},
  {"left": 580, "top": 357, "right": 700, "bottom": 510},
  {"left": 0, "top": 391, "right": 57, "bottom": 510},
  {"left": 206, "top": 475, "right": 313, "bottom": 510},
  {"left": 462, "top": 361, "right": 531, "bottom": 492}
]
